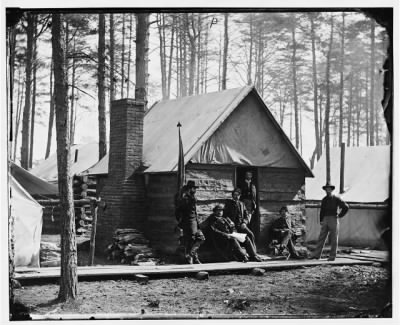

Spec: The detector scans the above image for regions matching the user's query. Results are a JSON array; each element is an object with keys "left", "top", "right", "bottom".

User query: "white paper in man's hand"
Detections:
[{"left": 230, "top": 232, "right": 247, "bottom": 243}]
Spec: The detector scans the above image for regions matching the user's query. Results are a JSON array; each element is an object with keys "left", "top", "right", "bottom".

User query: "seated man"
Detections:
[
  {"left": 210, "top": 204, "right": 262, "bottom": 262},
  {"left": 224, "top": 188, "right": 256, "bottom": 246},
  {"left": 270, "top": 206, "right": 300, "bottom": 259}
]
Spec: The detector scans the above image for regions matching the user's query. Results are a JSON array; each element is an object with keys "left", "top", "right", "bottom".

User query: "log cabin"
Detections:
[{"left": 86, "top": 86, "right": 314, "bottom": 257}]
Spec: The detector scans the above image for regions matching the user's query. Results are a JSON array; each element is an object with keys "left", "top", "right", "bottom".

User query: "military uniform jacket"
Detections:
[
  {"left": 179, "top": 193, "right": 199, "bottom": 235},
  {"left": 240, "top": 180, "right": 257, "bottom": 201},
  {"left": 210, "top": 214, "right": 236, "bottom": 238},
  {"left": 224, "top": 199, "right": 249, "bottom": 227},
  {"left": 272, "top": 216, "right": 291, "bottom": 231}
]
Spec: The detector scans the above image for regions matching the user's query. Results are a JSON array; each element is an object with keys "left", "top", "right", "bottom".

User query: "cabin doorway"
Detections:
[{"left": 235, "top": 166, "right": 260, "bottom": 241}]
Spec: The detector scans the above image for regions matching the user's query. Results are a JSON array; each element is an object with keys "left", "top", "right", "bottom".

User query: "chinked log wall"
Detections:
[
  {"left": 145, "top": 164, "right": 306, "bottom": 255},
  {"left": 258, "top": 168, "right": 306, "bottom": 249}
]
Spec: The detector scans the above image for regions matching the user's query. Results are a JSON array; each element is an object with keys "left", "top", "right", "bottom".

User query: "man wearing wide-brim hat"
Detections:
[
  {"left": 179, "top": 180, "right": 205, "bottom": 264},
  {"left": 309, "top": 181, "right": 349, "bottom": 261}
]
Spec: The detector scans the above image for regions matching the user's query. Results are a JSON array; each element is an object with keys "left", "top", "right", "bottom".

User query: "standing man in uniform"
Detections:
[
  {"left": 224, "top": 188, "right": 256, "bottom": 246},
  {"left": 240, "top": 171, "right": 257, "bottom": 223},
  {"left": 179, "top": 180, "right": 205, "bottom": 264},
  {"left": 309, "top": 182, "right": 349, "bottom": 261}
]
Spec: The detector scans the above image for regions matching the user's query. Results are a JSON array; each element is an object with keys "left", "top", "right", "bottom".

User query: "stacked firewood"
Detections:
[
  {"left": 105, "top": 229, "right": 156, "bottom": 264},
  {"left": 40, "top": 242, "right": 61, "bottom": 267}
]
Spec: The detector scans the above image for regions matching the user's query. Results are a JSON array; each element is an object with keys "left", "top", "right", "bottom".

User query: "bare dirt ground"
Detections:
[{"left": 14, "top": 264, "right": 391, "bottom": 319}]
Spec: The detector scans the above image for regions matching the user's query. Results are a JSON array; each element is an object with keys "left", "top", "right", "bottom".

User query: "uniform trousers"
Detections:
[{"left": 311, "top": 215, "right": 339, "bottom": 259}]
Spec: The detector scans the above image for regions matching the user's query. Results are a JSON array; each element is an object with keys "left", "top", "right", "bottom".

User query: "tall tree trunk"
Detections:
[
  {"left": 52, "top": 13, "right": 78, "bottom": 302},
  {"left": 325, "top": 15, "right": 334, "bottom": 183},
  {"left": 291, "top": 23, "right": 300, "bottom": 150},
  {"left": 375, "top": 90, "right": 380, "bottom": 145},
  {"left": 203, "top": 25, "right": 209, "bottom": 93},
  {"left": 176, "top": 18, "right": 181, "bottom": 97},
  {"left": 69, "top": 39, "right": 76, "bottom": 145},
  {"left": 338, "top": 13, "right": 345, "bottom": 146},
  {"left": 309, "top": 14, "right": 320, "bottom": 158},
  {"left": 21, "top": 13, "right": 34, "bottom": 169},
  {"left": 196, "top": 14, "right": 202, "bottom": 95},
  {"left": 186, "top": 13, "right": 196, "bottom": 96},
  {"left": 45, "top": 59, "right": 55, "bottom": 159},
  {"left": 218, "top": 31, "right": 222, "bottom": 91},
  {"left": 346, "top": 72, "right": 353, "bottom": 147},
  {"left": 158, "top": 13, "right": 167, "bottom": 99},
  {"left": 127, "top": 14, "right": 134, "bottom": 98},
  {"left": 13, "top": 66, "right": 24, "bottom": 161},
  {"left": 135, "top": 13, "right": 149, "bottom": 103},
  {"left": 369, "top": 19, "right": 375, "bottom": 146},
  {"left": 247, "top": 13, "right": 253, "bottom": 85},
  {"left": 9, "top": 26, "right": 17, "bottom": 156},
  {"left": 98, "top": 13, "right": 107, "bottom": 160},
  {"left": 167, "top": 15, "right": 175, "bottom": 99},
  {"left": 109, "top": 14, "right": 116, "bottom": 102},
  {"left": 29, "top": 28, "right": 37, "bottom": 168},
  {"left": 221, "top": 13, "right": 229, "bottom": 90},
  {"left": 319, "top": 91, "right": 324, "bottom": 151},
  {"left": 365, "top": 66, "right": 369, "bottom": 145},
  {"left": 121, "top": 14, "right": 126, "bottom": 98},
  {"left": 356, "top": 84, "right": 361, "bottom": 146}
]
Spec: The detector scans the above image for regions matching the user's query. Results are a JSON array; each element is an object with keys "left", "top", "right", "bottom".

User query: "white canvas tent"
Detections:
[
  {"left": 10, "top": 176, "right": 43, "bottom": 267},
  {"left": 305, "top": 146, "right": 390, "bottom": 248},
  {"left": 31, "top": 143, "right": 101, "bottom": 182},
  {"left": 306, "top": 146, "right": 390, "bottom": 203}
]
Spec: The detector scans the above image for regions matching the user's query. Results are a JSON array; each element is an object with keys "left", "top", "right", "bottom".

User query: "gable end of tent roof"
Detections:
[
  {"left": 169, "top": 85, "right": 254, "bottom": 172},
  {"left": 251, "top": 89, "right": 314, "bottom": 178}
]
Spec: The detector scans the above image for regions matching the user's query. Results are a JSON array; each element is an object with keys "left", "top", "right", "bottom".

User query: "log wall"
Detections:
[
  {"left": 258, "top": 168, "right": 306, "bottom": 252},
  {"left": 145, "top": 165, "right": 307, "bottom": 255}
]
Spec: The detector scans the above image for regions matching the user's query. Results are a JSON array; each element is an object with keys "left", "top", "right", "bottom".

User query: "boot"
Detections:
[
  {"left": 250, "top": 254, "right": 262, "bottom": 262},
  {"left": 193, "top": 254, "right": 202, "bottom": 264},
  {"left": 185, "top": 254, "right": 193, "bottom": 264}
]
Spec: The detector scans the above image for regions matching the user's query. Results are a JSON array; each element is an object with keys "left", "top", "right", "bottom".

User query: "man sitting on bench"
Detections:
[
  {"left": 270, "top": 206, "right": 300, "bottom": 259},
  {"left": 209, "top": 204, "right": 262, "bottom": 262}
]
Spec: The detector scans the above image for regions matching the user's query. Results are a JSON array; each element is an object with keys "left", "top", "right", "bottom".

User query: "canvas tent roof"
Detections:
[
  {"left": 31, "top": 143, "right": 101, "bottom": 182},
  {"left": 305, "top": 146, "right": 390, "bottom": 203},
  {"left": 83, "top": 86, "right": 312, "bottom": 176},
  {"left": 10, "top": 162, "right": 58, "bottom": 196},
  {"left": 10, "top": 176, "right": 43, "bottom": 267}
]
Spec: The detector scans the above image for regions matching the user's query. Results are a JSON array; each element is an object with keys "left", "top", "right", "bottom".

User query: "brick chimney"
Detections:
[{"left": 96, "top": 99, "right": 146, "bottom": 253}]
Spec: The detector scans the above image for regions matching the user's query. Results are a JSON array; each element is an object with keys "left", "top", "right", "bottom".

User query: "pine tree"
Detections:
[{"left": 52, "top": 12, "right": 78, "bottom": 302}]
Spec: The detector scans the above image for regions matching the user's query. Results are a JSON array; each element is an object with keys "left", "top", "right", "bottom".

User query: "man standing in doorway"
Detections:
[
  {"left": 309, "top": 182, "right": 349, "bottom": 261},
  {"left": 240, "top": 171, "right": 257, "bottom": 223},
  {"left": 179, "top": 180, "right": 205, "bottom": 264}
]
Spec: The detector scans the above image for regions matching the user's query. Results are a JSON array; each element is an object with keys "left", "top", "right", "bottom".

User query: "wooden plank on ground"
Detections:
[
  {"left": 336, "top": 254, "right": 387, "bottom": 263},
  {"left": 15, "top": 257, "right": 375, "bottom": 282}
]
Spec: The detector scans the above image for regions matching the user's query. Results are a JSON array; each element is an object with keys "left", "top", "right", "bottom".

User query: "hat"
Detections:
[
  {"left": 232, "top": 187, "right": 241, "bottom": 195},
  {"left": 213, "top": 204, "right": 224, "bottom": 212},
  {"left": 186, "top": 180, "right": 198, "bottom": 189},
  {"left": 322, "top": 182, "right": 335, "bottom": 190},
  {"left": 279, "top": 206, "right": 288, "bottom": 213}
]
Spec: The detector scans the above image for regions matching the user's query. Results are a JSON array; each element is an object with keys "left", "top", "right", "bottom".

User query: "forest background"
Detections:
[{"left": 7, "top": 7, "right": 390, "bottom": 171}]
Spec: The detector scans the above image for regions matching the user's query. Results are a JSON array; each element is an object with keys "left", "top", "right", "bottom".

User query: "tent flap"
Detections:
[
  {"left": 191, "top": 96, "right": 300, "bottom": 168},
  {"left": 11, "top": 177, "right": 43, "bottom": 267}
]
